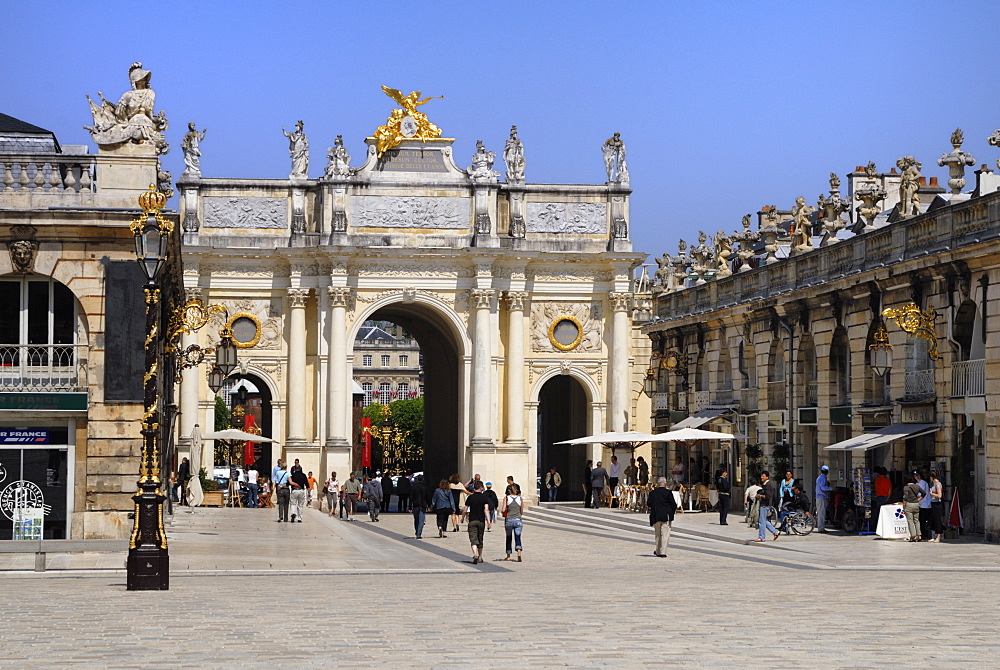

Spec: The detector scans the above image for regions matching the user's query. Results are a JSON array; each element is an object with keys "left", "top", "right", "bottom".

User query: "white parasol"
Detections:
[{"left": 555, "top": 430, "right": 675, "bottom": 455}]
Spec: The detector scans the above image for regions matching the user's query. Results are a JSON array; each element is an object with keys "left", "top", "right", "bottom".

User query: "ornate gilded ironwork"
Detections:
[
  {"left": 882, "top": 303, "right": 940, "bottom": 360},
  {"left": 373, "top": 85, "right": 444, "bottom": 158},
  {"left": 167, "top": 298, "right": 228, "bottom": 344}
]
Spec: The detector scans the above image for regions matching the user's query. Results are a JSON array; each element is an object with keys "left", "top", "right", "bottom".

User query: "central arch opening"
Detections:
[
  {"left": 537, "top": 375, "right": 588, "bottom": 501},
  {"left": 355, "top": 303, "right": 461, "bottom": 486}
]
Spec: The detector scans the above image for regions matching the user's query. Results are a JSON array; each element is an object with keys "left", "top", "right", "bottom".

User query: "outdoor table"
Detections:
[{"left": 875, "top": 503, "right": 909, "bottom": 539}]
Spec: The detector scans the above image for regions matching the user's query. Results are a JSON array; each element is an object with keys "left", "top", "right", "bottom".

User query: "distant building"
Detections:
[{"left": 353, "top": 323, "right": 423, "bottom": 406}]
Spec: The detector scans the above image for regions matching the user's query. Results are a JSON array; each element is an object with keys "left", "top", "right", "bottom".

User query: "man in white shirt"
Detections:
[
  {"left": 246, "top": 467, "right": 259, "bottom": 508},
  {"left": 609, "top": 455, "right": 622, "bottom": 492}
]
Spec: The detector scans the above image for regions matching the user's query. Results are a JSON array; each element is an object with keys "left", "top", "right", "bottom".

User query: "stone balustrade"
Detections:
[
  {"left": 653, "top": 190, "right": 1000, "bottom": 320},
  {"left": 0, "top": 154, "right": 96, "bottom": 194}
]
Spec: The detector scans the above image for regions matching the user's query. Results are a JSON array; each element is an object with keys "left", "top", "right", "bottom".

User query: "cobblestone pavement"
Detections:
[{"left": 2, "top": 503, "right": 999, "bottom": 667}]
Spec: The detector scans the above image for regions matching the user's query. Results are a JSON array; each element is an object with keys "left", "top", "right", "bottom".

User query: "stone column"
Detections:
[
  {"left": 471, "top": 289, "right": 495, "bottom": 448},
  {"left": 177, "top": 287, "right": 203, "bottom": 456},
  {"left": 286, "top": 288, "right": 310, "bottom": 444},
  {"left": 504, "top": 291, "right": 528, "bottom": 445},
  {"left": 608, "top": 292, "right": 632, "bottom": 432},
  {"left": 327, "top": 287, "right": 352, "bottom": 448}
]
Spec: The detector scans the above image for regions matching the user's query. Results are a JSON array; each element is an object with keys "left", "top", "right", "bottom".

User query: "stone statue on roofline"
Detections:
[
  {"left": 789, "top": 196, "right": 815, "bottom": 254},
  {"left": 468, "top": 140, "right": 499, "bottom": 181},
  {"left": 503, "top": 125, "right": 526, "bottom": 184},
  {"left": 85, "top": 62, "right": 169, "bottom": 155},
  {"left": 896, "top": 155, "right": 922, "bottom": 219},
  {"left": 602, "top": 132, "right": 629, "bottom": 185},
  {"left": 181, "top": 122, "right": 206, "bottom": 177},
  {"left": 283, "top": 120, "right": 309, "bottom": 179},
  {"left": 324, "top": 135, "right": 353, "bottom": 178}
]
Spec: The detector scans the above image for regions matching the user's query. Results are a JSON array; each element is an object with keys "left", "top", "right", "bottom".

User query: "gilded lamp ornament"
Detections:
[
  {"left": 373, "top": 86, "right": 444, "bottom": 157},
  {"left": 882, "top": 303, "right": 940, "bottom": 361}
]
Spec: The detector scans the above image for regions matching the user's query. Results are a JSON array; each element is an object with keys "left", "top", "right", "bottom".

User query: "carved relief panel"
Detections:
[{"left": 530, "top": 302, "right": 603, "bottom": 353}]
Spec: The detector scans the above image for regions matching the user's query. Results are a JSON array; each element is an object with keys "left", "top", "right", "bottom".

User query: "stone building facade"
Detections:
[
  {"left": 645, "top": 155, "right": 1000, "bottom": 539},
  {"left": 0, "top": 111, "right": 166, "bottom": 539},
  {"left": 175, "top": 109, "right": 652, "bottom": 501}
]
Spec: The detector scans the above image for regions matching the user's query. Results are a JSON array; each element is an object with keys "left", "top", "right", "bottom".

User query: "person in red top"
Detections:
[{"left": 873, "top": 467, "right": 892, "bottom": 520}]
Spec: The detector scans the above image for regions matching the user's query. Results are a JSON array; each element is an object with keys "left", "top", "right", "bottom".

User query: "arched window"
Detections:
[
  {"left": 717, "top": 339, "right": 733, "bottom": 391},
  {"left": 0, "top": 276, "right": 78, "bottom": 390},
  {"left": 797, "top": 335, "right": 817, "bottom": 406},
  {"left": 830, "top": 327, "right": 851, "bottom": 405},
  {"left": 863, "top": 324, "right": 888, "bottom": 405}
]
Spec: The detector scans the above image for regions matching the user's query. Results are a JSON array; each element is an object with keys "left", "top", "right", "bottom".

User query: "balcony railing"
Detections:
[
  {"left": 0, "top": 154, "right": 96, "bottom": 193},
  {"left": 740, "top": 387, "right": 759, "bottom": 412},
  {"left": 692, "top": 391, "right": 709, "bottom": 412},
  {"left": 0, "top": 344, "right": 86, "bottom": 391},
  {"left": 904, "top": 369, "right": 936, "bottom": 398},
  {"left": 767, "top": 381, "right": 786, "bottom": 409},
  {"left": 804, "top": 380, "right": 818, "bottom": 406},
  {"left": 951, "top": 359, "right": 985, "bottom": 398}
]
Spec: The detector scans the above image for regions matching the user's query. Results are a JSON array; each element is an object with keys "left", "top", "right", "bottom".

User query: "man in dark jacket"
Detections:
[
  {"left": 396, "top": 472, "right": 412, "bottom": 512},
  {"left": 717, "top": 467, "right": 732, "bottom": 525},
  {"left": 484, "top": 483, "right": 499, "bottom": 531},
  {"left": 583, "top": 460, "right": 593, "bottom": 508},
  {"left": 648, "top": 477, "right": 678, "bottom": 557},
  {"left": 409, "top": 475, "right": 429, "bottom": 539},
  {"left": 380, "top": 473, "right": 394, "bottom": 513}
]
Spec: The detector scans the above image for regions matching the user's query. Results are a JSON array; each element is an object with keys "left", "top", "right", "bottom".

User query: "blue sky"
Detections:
[{"left": 4, "top": 1, "right": 999, "bottom": 264}]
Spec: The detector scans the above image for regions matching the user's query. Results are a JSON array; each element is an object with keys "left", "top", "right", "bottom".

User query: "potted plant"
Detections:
[{"left": 198, "top": 467, "right": 224, "bottom": 507}]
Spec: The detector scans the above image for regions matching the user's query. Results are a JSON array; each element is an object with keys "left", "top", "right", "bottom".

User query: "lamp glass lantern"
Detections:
[
  {"left": 134, "top": 212, "right": 169, "bottom": 281},
  {"left": 215, "top": 330, "right": 238, "bottom": 377},
  {"left": 643, "top": 368, "right": 657, "bottom": 398},
  {"left": 869, "top": 326, "right": 893, "bottom": 377},
  {"left": 207, "top": 365, "right": 226, "bottom": 394}
]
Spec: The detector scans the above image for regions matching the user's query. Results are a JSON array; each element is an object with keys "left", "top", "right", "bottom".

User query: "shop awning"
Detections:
[
  {"left": 823, "top": 423, "right": 939, "bottom": 451},
  {"left": 671, "top": 408, "right": 727, "bottom": 429}
]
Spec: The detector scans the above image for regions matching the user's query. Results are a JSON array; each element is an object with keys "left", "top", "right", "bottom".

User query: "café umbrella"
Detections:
[{"left": 555, "top": 430, "right": 675, "bottom": 456}]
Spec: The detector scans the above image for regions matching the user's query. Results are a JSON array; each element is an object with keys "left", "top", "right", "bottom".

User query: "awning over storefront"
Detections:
[
  {"left": 672, "top": 408, "right": 727, "bottom": 429},
  {"left": 823, "top": 423, "right": 939, "bottom": 451}
]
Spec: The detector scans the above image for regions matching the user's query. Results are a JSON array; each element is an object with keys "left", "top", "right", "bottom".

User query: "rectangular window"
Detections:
[
  {"left": 398, "top": 383, "right": 409, "bottom": 397},
  {"left": 398, "top": 354, "right": 408, "bottom": 367},
  {"left": 378, "top": 382, "right": 392, "bottom": 404},
  {"left": 362, "top": 354, "right": 372, "bottom": 367},
  {"left": 381, "top": 354, "right": 390, "bottom": 366}
]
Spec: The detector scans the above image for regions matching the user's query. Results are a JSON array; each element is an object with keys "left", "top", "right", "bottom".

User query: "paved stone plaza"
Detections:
[{"left": 3, "top": 506, "right": 998, "bottom": 667}]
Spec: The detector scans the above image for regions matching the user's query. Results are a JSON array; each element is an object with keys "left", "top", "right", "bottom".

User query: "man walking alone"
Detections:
[
  {"left": 648, "top": 477, "right": 677, "bottom": 557},
  {"left": 717, "top": 467, "right": 731, "bottom": 525},
  {"left": 289, "top": 465, "right": 308, "bottom": 522},
  {"left": 544, "top": 467, "right": 561, "bottom": 502},
  {"left": 753, "top": 471, "right": 780, "bottom": 542},
  {"left": 410, "top": 474, "right": 429, "bottom": 538},
  {"left": 815, "top": 465, "right": 832, "bottom": 533},
  {"left": 590, "top": 461, "right": 609, "bottom": 509},
  {"left": 464, "top": 481, "right": 490, "bottom": 564},
  {"left": 274, "top": 463, "right": 291, "bottom": 522}
]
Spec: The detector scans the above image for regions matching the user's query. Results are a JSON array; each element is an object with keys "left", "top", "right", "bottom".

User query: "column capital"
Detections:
[
  {"left": 287, "top": 287, "right": 311, "bottom": 307},
  {"left": 471, "top": 288, "right": 495, "bottom": 309},
  {"left": 184, "top": 287, "right": 203, "bottom": 302},
  {"left": 504, "top": 290, "right": 529, "bottom": 311},
  {"left": 328, "top": 286, "right": 353, "bottom": 307},
  {"left": 609, "top": 292, "right": 633, "bottom": 312}
]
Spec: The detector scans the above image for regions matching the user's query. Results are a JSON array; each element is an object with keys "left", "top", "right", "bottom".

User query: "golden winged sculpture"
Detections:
[{"left": 373, "top": 85, "right": 444, "bottom": 157}]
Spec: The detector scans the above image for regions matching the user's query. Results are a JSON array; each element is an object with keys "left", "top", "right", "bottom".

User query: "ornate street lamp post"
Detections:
[{"left": 127, "top": 186, "right": 173, "bottom": 591}]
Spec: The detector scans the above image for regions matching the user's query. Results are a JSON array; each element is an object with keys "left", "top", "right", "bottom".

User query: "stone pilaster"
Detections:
[
  {"left": 326, "top": 287, "right": 352, "bottom": 450},
  {"left": 286, "top": 287, "right": 310, "bottom": 444},
  {"left": 471, "top": 288, "right": 495, "bottom": 449},
  {"left": 608, "top": 292, "right": 632, "bottom": 432},
  {"left": 504, "top": 291, "right": 529, "bottom": 445}
]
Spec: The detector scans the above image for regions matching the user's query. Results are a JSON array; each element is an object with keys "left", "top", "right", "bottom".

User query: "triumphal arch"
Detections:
[{"left": 175, "top": 88, "right": 650, "bottom": 498}]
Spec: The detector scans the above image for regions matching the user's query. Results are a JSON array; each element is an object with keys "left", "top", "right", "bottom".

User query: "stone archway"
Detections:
[
  {"left": 349, "top": 298, "right": 467, "bottom": 486},
  {"left": 536, "top": 374, "right": 591, "bottom": 502}
]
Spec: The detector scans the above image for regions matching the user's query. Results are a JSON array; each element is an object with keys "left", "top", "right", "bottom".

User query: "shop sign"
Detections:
[
  {"left": 0, "top": 429, "right": 50, "bottom": 445},
  {"left": 902, "top": 405, "right": 934, "bottom": 424},
  {"left": 0, "top": 393, "right": 87, "bottom": 411}
]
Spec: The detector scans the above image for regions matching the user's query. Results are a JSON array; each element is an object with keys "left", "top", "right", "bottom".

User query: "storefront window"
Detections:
[{"left": 0, "top": 426, "right": 70, "bottom": 540}]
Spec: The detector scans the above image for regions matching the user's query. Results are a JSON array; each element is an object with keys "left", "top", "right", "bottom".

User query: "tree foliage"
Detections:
[
  {"left": 362, "top": 398, "right": 423, "bottom": 447},
  {"left": 215, "top": 395, "right": 230, "bottom": 430}
]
